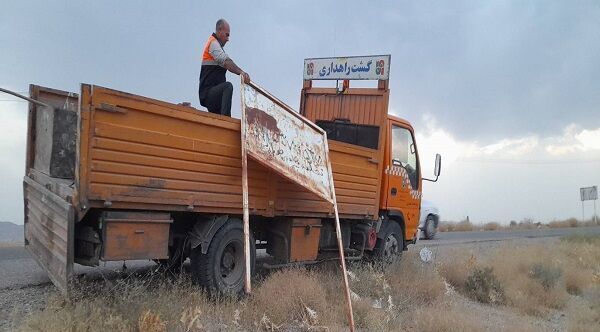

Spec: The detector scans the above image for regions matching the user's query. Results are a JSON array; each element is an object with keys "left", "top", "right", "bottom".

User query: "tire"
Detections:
[
  {"left": 424, "top": 215, "right": 437, "bottom": 240},
  {"left": 373, "top": 220, "right": 404, "bottom": 264},
  {"left": 190, "top": 218, "right": 255, "bottom": 294}
]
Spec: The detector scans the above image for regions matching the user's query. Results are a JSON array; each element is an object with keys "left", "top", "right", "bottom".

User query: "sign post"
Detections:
[
  {"left": 580, "top": 186, "right": 598, "bottom": 223},
  {"left": 240, "top": 78, "right": 252, "bottom": 294},
  {"left": 240, "top": 78, "right": 355, "bottom": 331}
]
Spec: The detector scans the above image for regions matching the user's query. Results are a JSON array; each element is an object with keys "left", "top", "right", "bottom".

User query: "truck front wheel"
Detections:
[
  {"left": 374, "top": 221, "right": 404, "bottom": 264},
  {"left": 190, "top": 219, "right": 255, "bottom": 294}
]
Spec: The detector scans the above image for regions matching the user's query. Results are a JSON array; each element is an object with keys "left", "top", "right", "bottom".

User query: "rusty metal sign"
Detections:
[
  {"left": 240, "top": 80, "right": 355, "bottom": 329},
  {"left": 241, "top": 82, "right": 334, "bottom": 203}
]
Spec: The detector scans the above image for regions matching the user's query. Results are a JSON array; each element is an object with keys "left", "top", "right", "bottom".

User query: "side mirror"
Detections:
[{"left": 424, "top": 153, "right": 442, "bottom": 182}]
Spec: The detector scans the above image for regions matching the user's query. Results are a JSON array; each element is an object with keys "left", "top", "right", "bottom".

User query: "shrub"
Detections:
[
  {"left": 454, "top": 219, "right": 474, "bottom": 232},
  {"left": 483, "top": 222, "right": 500, "bottom": 231},
  {"left": 549, "top": 218, "right": 580, "bottom": 228},
  {"left": 413, "top": 301, "right": 483, "bottom": 332},
  {"left": 518, "top": 219, "right": 537, "bottom": 229},
  {"left": 464, "top": 267, "right": 505, "bottom": 305},
  {"left": 247, "top": 268, "right": 331, "bottom": 327},
  {"left": 529, "top": 263, "right": 562, "bottom": 290}
]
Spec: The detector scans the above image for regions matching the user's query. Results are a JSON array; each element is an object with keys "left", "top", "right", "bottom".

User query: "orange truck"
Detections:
[{"left": 22, "top": 55, "right": 441, "bottom": 294}]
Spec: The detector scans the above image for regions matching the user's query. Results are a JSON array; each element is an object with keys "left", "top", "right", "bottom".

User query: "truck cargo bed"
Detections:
[{"left": 75, "top": 85, "right": 381, "bottom": 220}]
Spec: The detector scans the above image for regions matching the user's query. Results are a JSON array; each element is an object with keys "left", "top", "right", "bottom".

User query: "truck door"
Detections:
[{"left": 384, "top": 123, "right": 422, "bottom": 240}]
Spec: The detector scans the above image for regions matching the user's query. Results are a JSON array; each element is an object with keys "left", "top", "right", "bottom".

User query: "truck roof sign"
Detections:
[{"left": 304, "top": 54, "right": 391, "bottom": 80}]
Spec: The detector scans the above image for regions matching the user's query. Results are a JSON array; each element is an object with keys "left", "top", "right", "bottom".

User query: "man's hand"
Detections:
[{"left": 241, "top": 71, "right": 251, "bottom": 84}]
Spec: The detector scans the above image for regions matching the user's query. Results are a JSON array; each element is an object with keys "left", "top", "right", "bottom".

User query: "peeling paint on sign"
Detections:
[{"left": 242, "top": 83, "right": 333, "bottom": 203}]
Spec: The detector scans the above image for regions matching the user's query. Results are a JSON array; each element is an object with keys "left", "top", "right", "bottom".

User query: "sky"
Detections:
[{"left": 1, "top": 1, "right": 599, "bottom": 224}]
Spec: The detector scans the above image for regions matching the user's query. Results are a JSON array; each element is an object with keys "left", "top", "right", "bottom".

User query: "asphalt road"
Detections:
[
  {"left": 417, "top": 225, "right": 600, "bottom": 246},
  {"left": 1, "top": 226, "right": 600, "bottom": 290}
]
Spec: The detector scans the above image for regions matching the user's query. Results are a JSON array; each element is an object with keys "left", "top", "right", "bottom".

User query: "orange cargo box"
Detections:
[{"left": 71, "top": 85, "right": 382, "bottom": 221}]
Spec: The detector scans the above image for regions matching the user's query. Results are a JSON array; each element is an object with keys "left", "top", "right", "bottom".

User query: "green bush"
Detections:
[{"left": 465, "top": 267, "right": 505, "bottom": 305}]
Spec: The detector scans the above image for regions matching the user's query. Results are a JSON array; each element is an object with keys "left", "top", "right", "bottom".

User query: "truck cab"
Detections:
[
  {"left": 382, "top": 116, "right": 423, "bottom": 243},
  {"left": 301, "top": 55, "right": 440, "bottom": 258}
]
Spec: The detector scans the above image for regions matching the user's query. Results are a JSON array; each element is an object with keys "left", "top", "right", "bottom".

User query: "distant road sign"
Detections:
[{"left": 580, "top": 186, "right": 598, "bottom": 201}]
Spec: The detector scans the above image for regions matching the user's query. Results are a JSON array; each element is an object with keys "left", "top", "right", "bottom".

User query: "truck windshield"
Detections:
[{"left": 391, "top": 125, "right": 419, "bottom": 190}]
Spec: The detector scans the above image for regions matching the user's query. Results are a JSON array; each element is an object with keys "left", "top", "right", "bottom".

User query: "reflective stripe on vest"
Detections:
[{"left": 202, "top": 35, "right": 218, "bottom": 65}]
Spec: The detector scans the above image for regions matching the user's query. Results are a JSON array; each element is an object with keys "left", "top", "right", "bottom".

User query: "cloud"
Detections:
[
  {"left": 546, "top": 125, "right": 600, "bottom": 156},
  {"left": 418, "top": 114, "right": 600, "bottom": 164},
  {"left": 417, "top": 115, "right": 600, "bottom": 222},
  {"left": 575, "top": 128, "right": 600, "bottom": 150},
  {"left": 480, "top": 136, "right": 539, "bottom": 157}
]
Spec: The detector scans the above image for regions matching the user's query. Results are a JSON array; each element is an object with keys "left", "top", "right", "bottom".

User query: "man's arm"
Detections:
[
  {"left": 223, "top": 59, "right": 250, "bottom": 83},
  {"left": 209, "top": 40, "right": 251, "bottom": 83}
]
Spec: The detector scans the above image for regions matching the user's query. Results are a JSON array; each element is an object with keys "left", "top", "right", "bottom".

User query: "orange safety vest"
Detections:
[{"left": 199, "top": 34, "right": 227, "bottom": 103}]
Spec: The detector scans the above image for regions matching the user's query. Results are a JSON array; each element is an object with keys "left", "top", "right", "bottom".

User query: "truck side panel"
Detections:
[
  {"left": 79, "top": 86, "right": 379, "bottom": 220},
  {"left": 275, "top": 141, "right": 380, "bottom": 218},
  {"left": 23, "top": 176, "right": 74, "bottom": 295},
  {"left": 82, "top": 86, "right": 271, "bottom": 215}
]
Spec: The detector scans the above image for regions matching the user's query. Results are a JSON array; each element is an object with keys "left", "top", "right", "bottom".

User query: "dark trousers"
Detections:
[{"left": 199, "top": 82, "right": 233, "bottom": 116}]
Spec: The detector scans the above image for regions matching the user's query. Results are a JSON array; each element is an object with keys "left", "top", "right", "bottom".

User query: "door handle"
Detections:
[{"left": 391, "top": 187, "right": 397, "bottom": 196}]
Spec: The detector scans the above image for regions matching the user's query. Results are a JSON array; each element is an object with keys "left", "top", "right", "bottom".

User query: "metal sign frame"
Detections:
[{"left": 240, "top": 78, "right": 355, "bottom": 330}]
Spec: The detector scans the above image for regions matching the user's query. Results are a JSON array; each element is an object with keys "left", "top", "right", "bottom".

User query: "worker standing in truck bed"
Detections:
[{"left": 198, "top": 18, "right": 251, "bottom": 116}]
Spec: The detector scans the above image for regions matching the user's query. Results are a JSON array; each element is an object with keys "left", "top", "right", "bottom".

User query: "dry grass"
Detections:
[
  {"left": 548, "top": 217, "right": 580, "bottom": 228},
  {"left": 15, "top": 235, "right": 600, "bottom": 331},
  {"left": 438, "top": 219, "right": 475, "bottom": 232},
  {"left": 482, "top": 222, "right": 500, "bottom": 231},
  {"left": 411, "top": 301, "right": 484, "bottom": 332},
  {"left": 566, "top": 287, "right": 600, "bottom": 332},
  {"left": 16, "top": 252, "right": 447, "bottom": 332},
  {"left": 244, "top": 268, "right": 334, "bottom": 328},
  {"left": 439, "top": 217, "right": 600, "bottom": 232},
  {"left": 439, "top": 235, "right": 600, "bottom": 319},
  {"left": 440, "top": 244, "right": 569, "bottom": 315}
]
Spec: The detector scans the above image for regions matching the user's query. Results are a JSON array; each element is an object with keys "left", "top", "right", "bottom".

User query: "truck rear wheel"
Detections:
[
  {"left": 374, "top": 221, "right": 403, "bottom": 264},
  {"left": 190, "top": 218, "right": 255, "bottom": 294}
]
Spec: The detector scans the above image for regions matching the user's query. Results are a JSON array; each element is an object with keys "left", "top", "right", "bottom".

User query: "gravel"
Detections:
[{"left": 0, "top": 285, "right": 52, "bottom": 331}]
